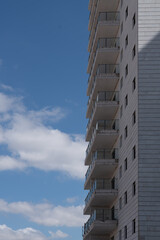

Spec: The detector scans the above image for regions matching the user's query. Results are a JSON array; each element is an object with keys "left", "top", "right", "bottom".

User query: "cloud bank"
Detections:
[
  {"left": 0, "top": 199, "right": 86, "bottom": 227},
  {"left": 0, "top": 225, "right": 68, "bottom": 240},
  {"left": 0, "top": 92, "right": 87, "bottom": 178}
]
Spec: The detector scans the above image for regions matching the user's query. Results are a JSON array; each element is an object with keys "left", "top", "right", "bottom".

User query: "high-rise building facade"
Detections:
[{"left": 83, "top": 0, "right": 160, "bottom": 240}]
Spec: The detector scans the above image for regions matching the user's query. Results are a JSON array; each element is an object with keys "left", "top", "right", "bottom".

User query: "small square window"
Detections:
[
  {"left": 132, "top": 145, "right": 136, "bottom": 160},
  {"left": 124, "top": 191, "right": 127, "bottom": 204},
  {"left": 120, "top": 77, "right": 123, "bottom": 89},
  {"left": 132, "top": 181, "right": 136, "bottom": 196},
  {"left": 121, "top": 22, "right": 123, "bottom": 34},
  {"left": 132, "top": 77, "right": 136, "bottom": 91},
  {"left": 124, "top": 158, "right": 127, "bottom": 171},
  {"left": 120, "top": 105, "right": 123, "bottom": 118},
  {"left": 125, "top": 94, "right": 128, "bottom": 107},
  {"left": 124, "top": 225, "right": 127, "bottom": 239},
  {"left": 119, "top": 165, "right": 122, "bottom": 179},
  {"left": 124, "top": 126, "right": 128, "bottom": 139},
  {"left": 125, "top": 6, "right": 128, "bottom": 20},
  {"left": 125, "top": 64, "right": 128, "bottom": 77},
  {"left": 120, "top": 135, "right": 122, "bottom": 148},
  {"left": 132, "top": 45, "right": 136, "bottom": 59},
  {"left": 119, "top": 197, "right": 122, "bottom": 210},
  {"left": 132, "top": 219, "right": 136, "bottom": 234},
  {"left": 132, "top": 111, "right": 136, "bottom": 125},
  {"left": 119, "top": 230, "right": 122, "bottom": 240},
  {"left": 125, "top": 35, "right": 128, "bottom": 48},
  {"left": 132, "top": 13, "right": 136, "bottom": 28}
]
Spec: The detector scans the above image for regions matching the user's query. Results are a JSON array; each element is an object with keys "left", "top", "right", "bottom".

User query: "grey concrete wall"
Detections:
[{"left": 138, "top": 0, "right": 160, "bottom": 239}]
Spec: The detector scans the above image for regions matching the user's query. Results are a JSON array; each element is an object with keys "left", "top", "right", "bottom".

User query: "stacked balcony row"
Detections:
[{"left": 83, "top": 0, "right": 120, "bottom": 239}]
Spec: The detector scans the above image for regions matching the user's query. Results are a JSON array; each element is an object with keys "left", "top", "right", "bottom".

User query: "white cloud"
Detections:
[
  {"left": 49, "top": 230, "right": 68, "bottom": 239},
  {"left": 66, "top": 197, "right": 78, "bottom": 204},
  {"left": 0, "top": 225, "right": 67, "bottom": 240},
  {"left": 0, "top": 84, "right": 13, "bottom": 92},
  {"left": 0, "top": 92, "right": 87, "bottom": 179},
  {"left": 0, "top": 199, "right": 86, "bottom": 227}
]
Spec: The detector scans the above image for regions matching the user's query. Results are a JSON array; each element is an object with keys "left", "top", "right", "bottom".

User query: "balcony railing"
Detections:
[
  {"left": 86, "top": 119, "right": 119, "bottom": 156},
  {"left": 88, "top": 91, "right": 119, "bottom": 108},
  {"left": 97, "top": 64, "right": 119, "bottom": 75},
  {"left": 85, "top": 178, "right": 118, "bottom": 205},
  {"left": 83, "top": 208, "right": 118, "bottom": 236},
  {"left": 97, "top": 37, "right": 120, "bottom": 49},
  {"left": 85, "top": 148, "right": 118, "bottom": 180},
  {"left": 99, "top": 12, "right": 120, "bottom": 22}
]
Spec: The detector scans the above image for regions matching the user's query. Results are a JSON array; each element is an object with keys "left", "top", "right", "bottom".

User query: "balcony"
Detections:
[
  {"left": 88, "top": 38, "right": 120, "bottom": 74},
  {"left": 86, "top": 91, "right": 119, "bottom": 141},
  {"left": 88, "top": 12, "right": 120, "bottom": 53},
  {"left": 87, "top": 64, "right": 119, "bottom": 96},
  {"left": 83, "top": 208, "right": 118, "bottom": 239},
  {"left": 86, "top": 120, "right": 119, "bottom": 159},
  {"left": 84, "top": 179, "right": 118, "bottom": 214},
  {"left": 85, "top": 148, "right": 118, "bottom": 185}
]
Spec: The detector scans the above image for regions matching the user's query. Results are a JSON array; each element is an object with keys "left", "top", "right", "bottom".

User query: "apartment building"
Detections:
[{"left": 83, "top": 0, "right": 160, "bottom": 240}]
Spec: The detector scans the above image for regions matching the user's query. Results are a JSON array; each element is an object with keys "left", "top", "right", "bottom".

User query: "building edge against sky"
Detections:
[{"left": 83, "top": 0, "right": 160, "bottom": 240}]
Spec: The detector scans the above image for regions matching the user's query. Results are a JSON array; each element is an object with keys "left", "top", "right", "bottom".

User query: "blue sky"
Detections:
[{"left": 0, "top": 1, "right": 89, "bottom": 239}]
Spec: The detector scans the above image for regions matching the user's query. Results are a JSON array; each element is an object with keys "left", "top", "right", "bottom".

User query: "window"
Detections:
[
  {"left": 132, "top": 219, "right": 136, "bottom": 234},
  {"left": 125, "top": 64, "right": 128, "bottom": 77},
  {"left": 119, "top": 197, "right": 122, "bottom": 210},
  {"left": 132, "top": 145, "right": 136, "bottom": 160},
  {"left": 121, "top": 22, "right": 123, "bottom": 34},
  {"left": 120, "top": 135, "right": 122, "bottom": 148},
  {"left": 124, "top": 191, "right": 127, "bottom": 204},
  {"left": 132, "top": 111, "right": 136, "bottom": 125},
  {"left": 132, "top": 77, "right": 136, "bottom": 91},
  {"left": 124, "top": 225, "right": 127, "bottom": 239},
  {"left": 132, "top": 13, "right": 136, "bottom": 28},
  {"left": 125, "top": 35, "right": 128, "bottom": 48},
  {"left": 119, "top": 230, "right": 122, "bottom": 240},
  {"left": 120, "top": 77, "right": 123, "bottom": 89},
  {"left": 111, "top": 237, "right": 114, "bottom": 240},
  {"left": 121, "top": 48, "right": 123, "bottom": 61},
  {"left": 124, "top": 158, "right": 128, "bottom": 171},
  {"left": 132, "top": 45, "right": 136, "bottom": 59},
  {"left": 125, "top": 6, "right": 128, "bottom": 20},
  {"left": 132, "top": 181, "right": 136, "bottom": 196},
  {"left": 119, "top": 165, "right": 122, "bottom": 179},
  {"left": 120, "top": 105, "right": 123, "bottom": 118},
  {"left": 125, "top": 94, "right": 128, "bottom": 107},
  {"left": 124, "top": 126, "right": 128, "bottom": 139}
]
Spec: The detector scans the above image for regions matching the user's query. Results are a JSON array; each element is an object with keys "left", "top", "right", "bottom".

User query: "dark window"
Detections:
[
  {"left": 119, "top": 197, "right": 122, "bottom": 210},
  {"left": 124, "top": 225, "right": 127, "bottom": 239},
  {"left": 132, "top": 181, "right": 136, "bottom": 196},
  {"left": 124, "top": 191, "right": 127, "bottom": 204},
  {"left": 132, "top": 111, "right": 136, "bottom": 125},
  {"left": 132, "top": 145, "right": 136, "bottom": 160},
  {"left": 124, "top": 158, "right": 128, "bottom": 171},
  {"left": 125, "top": 64, "right": 128, "bottom": 77},
  {"left": 132, "top": 45, "right": 136, "bottom": 59},
  {"left": 125, "top": 35, "right": 128, "bottom": 48},
  {"left": 111, "top": 237, "right": 114, "bottom": 240},
  {"left": 132, "top": 77, "right": 136, "bottom": 91},
  {"left": 132, "top": 219, "right": 136, "bottom": 234},
  {"left": 125, "top": 6, "right": 128, "bottom": 20},
  {"left": 119, "top": 230, "right": 122, "bottom": 240},
  {"left": 125, "top": 94, "right": 128, "bottom": 107},
  {"left": 119, "top": 165, "right": 122, "bottom": 179},
  {"left": 124, "top": 126, "right": 128, "bottom": 139},
  {"left": 132, "top": 13, "right": 136, "bottom": 28}
]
